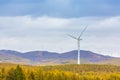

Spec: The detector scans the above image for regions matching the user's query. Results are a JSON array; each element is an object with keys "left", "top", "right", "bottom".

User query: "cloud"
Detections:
[
  {"left": 0, "top": 16, "right": 120, "bottom": 37},
  {"left": 0, "top": 0, "right": 120, "bottom": 17},
  {"left": 0, "top": 16, "right": 120, "bottom": 57},
  {"left": 0, "top": 0, "right": 120, "bottom": 57}
]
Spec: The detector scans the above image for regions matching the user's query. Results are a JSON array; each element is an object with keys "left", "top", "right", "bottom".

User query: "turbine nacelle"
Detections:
[
  {"left": 67, "top": 34, "right": 82, "bottom": 41},
  {"left": 68, "top": 26, "right": 88, "bottom": 40},
  {"left": 78, "top": 38, "right": 82, "bottom": 41}
]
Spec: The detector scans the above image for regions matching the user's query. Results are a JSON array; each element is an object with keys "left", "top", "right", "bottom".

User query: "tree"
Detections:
[
  {"left": 0, "top": 68, "right": 5, "bottom": 80},
  {"left": 28, "top": 72, "right": 35, "bottom": 80},
  {"left": 15, "top": 65, "right": 26, "bottom": 80},
  {"left": 6, "top": 65, "right": 26, "bottom": 80},
  {"left": 6, "top": 68, "right": 16, "bottom": 80}
]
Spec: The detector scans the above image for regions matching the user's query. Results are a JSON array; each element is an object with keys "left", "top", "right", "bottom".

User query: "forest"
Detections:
[{"left": 0, "top": 63, "right": 120, "bottom": 80}]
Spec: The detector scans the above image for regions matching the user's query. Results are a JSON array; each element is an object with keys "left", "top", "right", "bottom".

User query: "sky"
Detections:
[{"left": 0, "top": 0, "right": 120, "bottom": 57}]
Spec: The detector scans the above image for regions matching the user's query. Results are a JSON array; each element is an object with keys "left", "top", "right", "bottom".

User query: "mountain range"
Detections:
[{"left": 0, "top": 50, "right": 119, "bottom": 65}]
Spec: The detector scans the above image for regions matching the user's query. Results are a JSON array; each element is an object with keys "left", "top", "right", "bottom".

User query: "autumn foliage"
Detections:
[{"left": 0, "top": 63, "right": 120, "bottom": 80}]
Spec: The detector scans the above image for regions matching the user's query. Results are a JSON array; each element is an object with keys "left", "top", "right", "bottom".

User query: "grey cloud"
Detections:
[
  {"left": 0, "top": 16, "right": 120, "bottom": 38},
  {"left": 0, "top": 16, "right": 120, "bottom": 57}
]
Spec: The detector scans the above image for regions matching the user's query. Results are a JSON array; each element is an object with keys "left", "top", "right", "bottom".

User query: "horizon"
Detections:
[
  {"left": 0, "top": 49, "right": 119, "bottom": 58},
  {"left": 0, "top": 0, "right": 120, "bottom": 57}
]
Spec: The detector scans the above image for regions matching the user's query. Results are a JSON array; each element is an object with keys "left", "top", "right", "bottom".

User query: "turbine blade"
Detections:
[
  {"left": 67, "top": 34, "right": 77, "bottom": 39},
  {"left": 78, "top": 26, "right": 88, "bottom": 38}
]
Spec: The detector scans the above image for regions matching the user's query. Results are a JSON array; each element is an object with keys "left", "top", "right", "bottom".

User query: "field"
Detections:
[{"left": 0, "top": 63, "right": 120, "bottom": 80}]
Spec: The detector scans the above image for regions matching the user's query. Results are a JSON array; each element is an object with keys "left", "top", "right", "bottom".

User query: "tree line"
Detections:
[{"left": 0, "top": 64, "right": 120, "bottom": 80}]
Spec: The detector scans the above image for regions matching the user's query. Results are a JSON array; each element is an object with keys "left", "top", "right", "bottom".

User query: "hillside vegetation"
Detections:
[{"left": 0, "top": 63, "right": 120, "bottom": 80}]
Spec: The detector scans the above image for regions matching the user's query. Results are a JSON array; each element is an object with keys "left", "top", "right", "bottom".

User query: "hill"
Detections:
[
  {"left": 0, "top": 50, "right": 119, "bottom": 65},
  {"left": 98, "top": 58, "right": 120, "bottom": 66},
  {"left": 0, "top": 50, "right": 30, "bottom": 64}
]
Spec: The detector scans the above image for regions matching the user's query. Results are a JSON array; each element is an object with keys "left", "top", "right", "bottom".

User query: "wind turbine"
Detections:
[{"left": 68, "top": 26, "right": 88, "bottom": 64}]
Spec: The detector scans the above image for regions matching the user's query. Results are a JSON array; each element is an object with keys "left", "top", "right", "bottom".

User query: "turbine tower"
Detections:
[{"left": 68, "top": 26, "right": 88, "bottom": 64}]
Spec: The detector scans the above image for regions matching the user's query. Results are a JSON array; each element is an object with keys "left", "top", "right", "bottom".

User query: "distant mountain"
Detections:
[
  {"left": 0, "top": 50, "right": 30, "bottom": 64},
  {"left": 98, "top": 58, "right": 120, "bottom": 66},
  {"left": 61, "top": 50, "right": 112, "bottom": 62},
  {"left": 23, "top": 51, "right": 60, "bottom": 61},
  {"left": 0, "top": 50, "right": 119, "bottom": 65}
]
